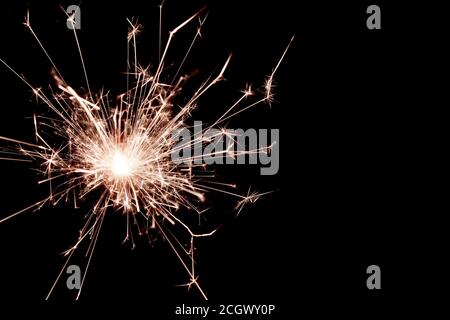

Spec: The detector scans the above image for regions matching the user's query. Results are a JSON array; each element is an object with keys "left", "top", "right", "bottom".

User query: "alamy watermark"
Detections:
[
  {"left": 171, "top": 121, "right": 279, "bottom": 175},
  {"left": 66, "top": 5, "right": 81, "bottom": 30}
]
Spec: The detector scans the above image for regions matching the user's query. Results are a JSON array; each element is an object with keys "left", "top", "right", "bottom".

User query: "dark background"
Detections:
[{"left": 0, "top": 0, "right": 438, "bottom": 317}]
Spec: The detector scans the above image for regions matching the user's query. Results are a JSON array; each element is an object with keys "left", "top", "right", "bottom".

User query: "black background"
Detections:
[{"left": 0, "top": 0, "right": 439, "bottom": 317}]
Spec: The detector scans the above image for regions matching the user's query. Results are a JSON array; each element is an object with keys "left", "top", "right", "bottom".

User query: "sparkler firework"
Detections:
[{"left": 0, "top": 5, "right": 293, "bottom": 300}]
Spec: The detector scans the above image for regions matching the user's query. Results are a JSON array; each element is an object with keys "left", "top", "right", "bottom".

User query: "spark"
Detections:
[
  {"left": 0, "top": 5, "right": 292, "bottom": 300},
  {"left": 265, "top": 35, "right": 295, "bottom": 104},
  {"left": 111, "top": 150, "right": 133, "bottom": 177}
]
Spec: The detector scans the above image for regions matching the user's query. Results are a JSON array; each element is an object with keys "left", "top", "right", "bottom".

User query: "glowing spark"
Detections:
[
  {"left": 0, "top": 5, "right": 292, "bottom": 300},
  {"left": 111, "top": 150, "right": 133, "bottom": 177}
]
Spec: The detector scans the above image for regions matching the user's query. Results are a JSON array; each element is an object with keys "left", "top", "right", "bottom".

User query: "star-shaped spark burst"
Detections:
[{"left": 0, "top": 5, "right": 293, "bottom": 300}]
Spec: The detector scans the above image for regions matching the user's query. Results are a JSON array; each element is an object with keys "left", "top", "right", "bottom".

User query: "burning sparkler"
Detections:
[{"left": 0, "top": 5, "right": 293, "bottom": 300}]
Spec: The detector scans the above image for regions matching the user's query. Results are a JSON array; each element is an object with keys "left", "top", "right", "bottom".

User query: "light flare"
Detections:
[{"left": 111, "top": 150, "right": 133, "bottom": 177}]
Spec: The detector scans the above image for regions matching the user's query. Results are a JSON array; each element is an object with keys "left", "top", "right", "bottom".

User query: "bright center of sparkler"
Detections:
[{"left": 111, "top": 150, "right": 132, "bottom": 177}]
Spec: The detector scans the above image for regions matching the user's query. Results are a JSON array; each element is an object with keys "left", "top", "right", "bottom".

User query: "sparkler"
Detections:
[{"left": 0, "top": 5, "right": 293, "bottom": 300}]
